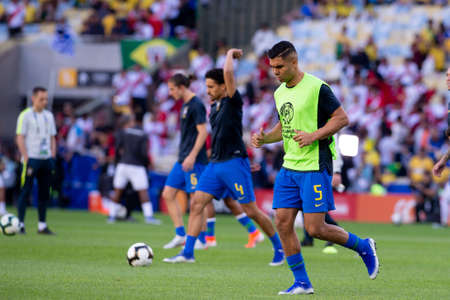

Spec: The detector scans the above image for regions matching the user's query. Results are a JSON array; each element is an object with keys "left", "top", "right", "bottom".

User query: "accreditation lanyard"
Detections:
[{"left": 33, "top": 111, "right": 49, "bottom": 135}]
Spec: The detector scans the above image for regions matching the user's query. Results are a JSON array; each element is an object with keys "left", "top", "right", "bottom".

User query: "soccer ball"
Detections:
[
  {"left": 127, "top": 243, "right": 153, "bottom": 266},
  {"left": 0, "top": 214, "right": 20, "bottom": 236}
]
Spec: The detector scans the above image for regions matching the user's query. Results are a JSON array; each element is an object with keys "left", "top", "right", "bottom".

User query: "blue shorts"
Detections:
[
  {"left": 165, "top": 162, "right": 206, "bottom": 193},
  {"left": 273, "top": 168, "right": 335, "bottom": 213},
  {"left": 196, "top": 157, "right": 255, "bottom": 204}
]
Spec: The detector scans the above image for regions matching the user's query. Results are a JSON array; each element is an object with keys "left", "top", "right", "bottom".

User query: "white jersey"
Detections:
[
  {"left": 127, "top": 70, "right": 152, "bottom": 99},
  {"left": 16, "top": 108, "right": 57, "bottom": 159},
  {"left": 112, "top": 73, "right": 131, "bottom": 106},
  {"left": 7, "top": 2, "right": 25, "bottom": 29}
]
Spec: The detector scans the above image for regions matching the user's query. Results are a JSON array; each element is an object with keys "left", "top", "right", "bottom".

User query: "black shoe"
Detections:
[
  {"left": 325, "top": 241, "right": 334, "bottom": 247},
  {"left": 19, "top": 227, "right": 26, "bottom": 234},
  {"left": 38, "top": 227, "right": 55, "bottom": 235},
  {"left": 301, "top": 239, "right": 314, "bottom": 247}
]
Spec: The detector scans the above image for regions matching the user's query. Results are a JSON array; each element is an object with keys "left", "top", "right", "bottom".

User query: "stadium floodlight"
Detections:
[{"left": 338, "top": 134, "right": 359, "bottom": 157}]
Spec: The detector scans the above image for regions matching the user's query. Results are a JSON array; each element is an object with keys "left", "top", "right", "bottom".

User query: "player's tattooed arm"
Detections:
[{"left": 224, "top": 48, "right": 243, "bottom": 98}]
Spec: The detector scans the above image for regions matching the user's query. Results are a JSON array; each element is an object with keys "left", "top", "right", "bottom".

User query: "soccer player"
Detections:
[
  {"left": 16, "top": 87, "right": 57, "bottom": 234},
  {"left": 252, "top": 41, "right": 378, "bottom": 295},
  {"left": 109, "top": 114, "right": 160, "bottom": 225},
  {"left": 162, "top": 73, "right": 209, "bottom": 249},
  {"left": 163, "top": 49, "right": 284, "bottom": 266}
]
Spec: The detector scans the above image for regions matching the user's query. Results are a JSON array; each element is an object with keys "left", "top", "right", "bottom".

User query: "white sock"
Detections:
[
  {"left": 109, "top": 202, "right": 120, "bottom": 218},
  {"left": 235, "top": 213, "right": 247, "bottom": 220},
  {"left": 38, "top": 222, "right": 47, "bottom": 231},
  {"left": 0, "top": 202, "right": 5, "bottom": 214},
  {"left": 20, "top": 222, "right": 24, "bottom": 228},
  {"left": 207, "top": 217, "right": 216, "bottom": 223},
  {"left": 141, "top": 201, "right": 153, "bottom": 218}
]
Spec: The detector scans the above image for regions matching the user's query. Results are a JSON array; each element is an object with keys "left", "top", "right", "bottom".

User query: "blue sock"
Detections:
[
  {"left": 344, "top": 232, "right": 368, "bottom": 254},
  {"left": 287, "top": 253, "right": 310, "bottom": 283},
  {"left": 269, "top": 233, "right": 283, "bottom": 250},
  {"left": 236, "top": 213, "right": 257, "bottom": 233},
  {"left": 175, "top": 226, "right": 185, "bottom": 237},
  {"left": 198, "top": 231, "right": 206, "bottom": 244},
  {"left": 206, "top": 218, "right": 215, "bottom": 237},
  {"left": 183, "top": 235, "right": 196, "bottom": 258}
]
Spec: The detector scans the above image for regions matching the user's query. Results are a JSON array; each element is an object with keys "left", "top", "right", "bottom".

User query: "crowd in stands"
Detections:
[
  {"left": 0, "top": 0, "right": 197, "bottom": 39},
  {"left": 0, "top": 0, "right": 74, "bottom": 37},
  {"left": 80, "top": 0, "right": 197, "bottom": 39}
]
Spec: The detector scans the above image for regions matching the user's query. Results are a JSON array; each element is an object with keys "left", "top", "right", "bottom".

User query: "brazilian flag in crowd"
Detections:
[{"left": 120, "top": 38, "right": 187, "bottom": 70}]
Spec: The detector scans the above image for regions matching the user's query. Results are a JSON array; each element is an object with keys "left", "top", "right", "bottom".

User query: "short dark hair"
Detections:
[
  {"left": 32, "top": 86, "right": 47, "bottom": 95},
  {"left": 205, "top": 68, "right": 224, "bottom": 84},
  {"left": 267, "top": 41, "right": 296, "bottom": 59},
  {"left": 169, "top": 73, "right": 192, "bottom": 87}
]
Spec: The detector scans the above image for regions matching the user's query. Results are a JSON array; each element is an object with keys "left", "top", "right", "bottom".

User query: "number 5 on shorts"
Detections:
[
  {"left": 190, "top": 173, "right": 198, "bottom": 186},
  {"left": 313, "top": 185, "right": 322, "bottom": 201}
]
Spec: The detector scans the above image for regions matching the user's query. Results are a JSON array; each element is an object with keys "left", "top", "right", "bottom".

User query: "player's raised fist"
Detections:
[{"left": 228, "top": 48, "right": 243, "bottom": 59}]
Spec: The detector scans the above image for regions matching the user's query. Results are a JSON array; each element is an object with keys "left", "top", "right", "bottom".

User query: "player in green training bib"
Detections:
[{"left": 251, "top": 41, "right": 379, "bottom": 295}]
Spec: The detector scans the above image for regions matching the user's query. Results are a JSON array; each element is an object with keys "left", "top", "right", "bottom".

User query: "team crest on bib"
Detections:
[
  {"left": 280, "top": 102, "right": 294, "bottom": 125},
  {"left": 27, "top": 167, "right": 33, "bottom": 176}
]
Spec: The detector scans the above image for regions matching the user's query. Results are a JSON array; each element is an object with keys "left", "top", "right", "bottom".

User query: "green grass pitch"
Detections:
[{"left": 1, "top": 209, "right": 449, "bottom": 299}]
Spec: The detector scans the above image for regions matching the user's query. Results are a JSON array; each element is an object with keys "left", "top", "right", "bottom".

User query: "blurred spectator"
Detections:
[
  {"left": 81, "top": 12, "right": 105, "bottom": 35},
  {"left": 112, "top": 70, "right": 132, "bottom": 115},
  {"left": 102, "top": 7, "right": 117, "bottom": 37},
  {"left": 147, "top": 8, "right": 164, "bottom": 37},
  {"left": 128, "top": 65, "right": 152, "bottom": 114},
  {"left": 6, "top": 0, "right": 26, "bottom": 38},
  {"left": 428, "top": 37, "right": 446, "bottom": 72},
  {"left": 413, "top": 171, "right": 439, "bottom": 223},
  {"left": 169, "top": 0, "right": 196, "bottom": 36},
  {"left": 66, "top": 114, "right": 93, "bottom": 155},
  {"left": 409, "top": 147, "right": 434, "bottom": 187},
  {"left": 365, "top": 35, "right": 377, "bottom": 64},
  {"left": 190, "top": 48, "right": 213, "bottom": 79},
  {"left": 251, "top": 23, "right": 278, "bottom": 57},
  {"left": 24, "top": 0, "right": 37, "bottom": 24},
  {"left": 135, "top": 15, "right": 154, "bottom": 39},
  {"left": 336, "top": 25, "right": 351, "bottom": 60}
]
